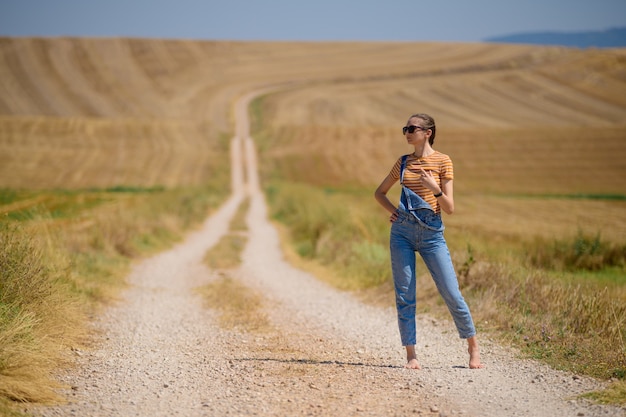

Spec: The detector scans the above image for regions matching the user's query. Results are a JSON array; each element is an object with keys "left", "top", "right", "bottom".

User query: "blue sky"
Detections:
[{"left": 1, "top": 0, "right": 625, "bottom": 42}]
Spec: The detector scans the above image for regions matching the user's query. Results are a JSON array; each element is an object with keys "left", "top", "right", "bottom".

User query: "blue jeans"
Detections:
[{"left": 390, "top": 209, "right": 476, "bottom": 346}]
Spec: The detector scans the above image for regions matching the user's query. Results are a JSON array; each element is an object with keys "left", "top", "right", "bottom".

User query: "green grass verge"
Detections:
[{"left": 266, "top": 181, "right": 391, "bottom": 290}]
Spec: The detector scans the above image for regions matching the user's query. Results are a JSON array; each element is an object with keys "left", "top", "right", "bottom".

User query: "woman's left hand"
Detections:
[{"left": 419, "top": 169, "right": 438, "bottom": 192}]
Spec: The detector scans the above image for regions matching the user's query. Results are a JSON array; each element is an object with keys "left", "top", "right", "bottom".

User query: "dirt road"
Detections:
[{"left": 28, "top": 92, "right": 624, "bottom": 417}]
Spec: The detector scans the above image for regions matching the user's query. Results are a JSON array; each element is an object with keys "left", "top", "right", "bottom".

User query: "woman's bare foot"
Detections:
[
  {"left": 467, "top": 336, "right": 484, "bottom": 369},
  {"left": 405, "top": 358, "right": 421, "bottom": 369},
  {"left": 404, "top": 345, "right": 421, "bottom": 369}
]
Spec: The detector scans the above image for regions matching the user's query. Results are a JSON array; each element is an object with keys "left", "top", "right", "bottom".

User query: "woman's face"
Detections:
[{"left": 404, "top": 117, "right": 429, "bottom": 146}]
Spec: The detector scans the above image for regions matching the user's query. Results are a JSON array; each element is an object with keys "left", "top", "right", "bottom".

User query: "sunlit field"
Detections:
[
  {"left": 253, "top": 47, "right": 626, "bottom": 242},
  {"left": 0, "top": 37, "right": 625, "bottom": 408}
]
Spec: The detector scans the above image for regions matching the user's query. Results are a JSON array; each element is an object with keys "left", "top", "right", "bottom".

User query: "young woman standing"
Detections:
[{"left": 374, "top": 113, "right": 483, "bottom": 370}]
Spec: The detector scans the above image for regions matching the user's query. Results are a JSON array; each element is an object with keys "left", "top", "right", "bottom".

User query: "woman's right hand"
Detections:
[{"left": 389, "top": 209, "right": 399, "bottom": 223}]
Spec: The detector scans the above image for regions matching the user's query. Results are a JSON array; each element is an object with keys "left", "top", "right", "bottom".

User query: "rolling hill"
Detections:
[
  {"left": 0, "top": 37, "right": 624, "bottom": 196},
  {"left": 486, "top": 26, "right": 626, "bottom": 48}
]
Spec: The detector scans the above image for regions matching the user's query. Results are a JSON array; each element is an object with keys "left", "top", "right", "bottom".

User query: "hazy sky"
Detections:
[{"left": 1, "top": 0, "right": 625, "bottom": 43}]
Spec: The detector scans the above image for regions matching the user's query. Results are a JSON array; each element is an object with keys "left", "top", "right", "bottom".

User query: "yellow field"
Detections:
[
  {"left": 0, "top": 38, "right": 624, "bottom": 262},
  {"left": 1, "top": 36, "right": 624, "bottom": 249}
]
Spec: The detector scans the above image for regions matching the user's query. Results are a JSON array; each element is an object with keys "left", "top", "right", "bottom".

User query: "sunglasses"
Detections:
[{"left": 402, "top": 125, "right": 426, "bottom": 134}]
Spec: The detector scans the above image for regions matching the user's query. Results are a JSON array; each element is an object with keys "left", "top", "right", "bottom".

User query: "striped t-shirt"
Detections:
[{"left": 388, "top": 151, "right": 454, "bottom": 214}]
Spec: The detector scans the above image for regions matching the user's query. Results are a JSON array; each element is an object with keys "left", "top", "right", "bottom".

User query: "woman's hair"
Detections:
[{"left": 410, "top": 113, "right": 436, "bottom": 145}]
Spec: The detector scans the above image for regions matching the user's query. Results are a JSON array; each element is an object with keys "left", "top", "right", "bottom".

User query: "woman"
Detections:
[{"left": 374, "top": 113, "right": 483, "bottom": 370}]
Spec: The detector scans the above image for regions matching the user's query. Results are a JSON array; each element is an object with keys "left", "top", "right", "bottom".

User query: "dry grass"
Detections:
[
  {"left": 0, "top": 222, "right": 84, "bottom": 404},
  {"left": 196, "top": 274, "right": 272, "bottom": 333},
  {"left": 582, "top": 381, "right": 626, "bottom": 405},
  {"left": 203, "top": 198, "right": 249, "bottom": 270},
  {"left": 0, "top": 185, "right": 229, "bottom": 406},
  {"left": 455, "top": 256, "right": 626, "bottom": 379},
  {"left": 0, "top": 187, "right": 226, "bottom": 402},
  {"left": 198, "top": 197, "right": 272, "bottom": 332},
  {"left": 0, "top": 116, "right": 224, "bottom": 189}
]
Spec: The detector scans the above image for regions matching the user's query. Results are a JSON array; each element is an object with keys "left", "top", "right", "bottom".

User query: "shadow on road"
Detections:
[{"left": 237, "top": 357, "right": 402, "bottom": 369}]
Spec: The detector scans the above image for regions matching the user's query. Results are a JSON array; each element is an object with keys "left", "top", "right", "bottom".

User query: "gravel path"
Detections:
[{"left": 27, "top": 92, "right": 625, "bottom": 417}]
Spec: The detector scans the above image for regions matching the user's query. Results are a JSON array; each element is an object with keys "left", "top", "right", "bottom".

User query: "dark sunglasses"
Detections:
[{"left": 403, "top": 125, "right": 426, "bottom": 134}]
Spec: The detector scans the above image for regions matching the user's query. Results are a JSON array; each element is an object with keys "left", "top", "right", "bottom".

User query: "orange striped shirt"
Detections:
[{"left": 388, "top": 152, "right": 454, "bottom": 214}]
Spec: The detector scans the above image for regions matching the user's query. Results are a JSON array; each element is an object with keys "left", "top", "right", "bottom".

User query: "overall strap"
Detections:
[
  {"left": 400, "top": 154, "right": 408, "bottom": 184},
  {"left": 399, "top": 154, "right": 414, "bottom": 210}
]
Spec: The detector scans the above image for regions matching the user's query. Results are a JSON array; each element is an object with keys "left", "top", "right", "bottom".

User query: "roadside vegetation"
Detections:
[
  {"left": 0, "top": 184, "right": 229, "bottom": 406},
  {"left": 261, "top": 180, "right": 626, "bottom": 380},
  {"left": 197, "top": 197, "right": 272, "bottom": 332}
]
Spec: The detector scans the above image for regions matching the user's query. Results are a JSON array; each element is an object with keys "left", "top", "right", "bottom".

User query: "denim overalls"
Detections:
[{"left": 390, "top": 155, "right": 476, "bottom": 345}]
